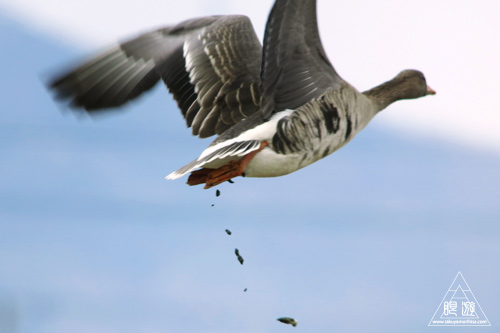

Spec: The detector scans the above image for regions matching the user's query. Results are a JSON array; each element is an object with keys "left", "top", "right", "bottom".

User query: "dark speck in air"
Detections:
[
  {"left": 216, "top": 189, "right": 220, "bottom": 197},
  {"left": 225, "top": 229, "right": 232, "bottom": 235},
  {"left": 277, "top": 317, "right": 297, "bottom": 327},
  {"left": 235, "top": 248, "right": 244, "bottom": 265}
]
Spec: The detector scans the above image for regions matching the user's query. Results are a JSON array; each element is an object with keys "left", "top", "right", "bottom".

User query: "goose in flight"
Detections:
[{"left": 48, "top": 0, "right": 435, "bottom": 189}]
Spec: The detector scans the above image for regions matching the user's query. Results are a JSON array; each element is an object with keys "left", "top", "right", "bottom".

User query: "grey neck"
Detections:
[{"left": 362, "top": 81, "right": 401, "bottom": 112}]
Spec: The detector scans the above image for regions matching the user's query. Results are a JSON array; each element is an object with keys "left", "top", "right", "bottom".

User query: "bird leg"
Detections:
[{"left": 187, "top": 141, "right": 268, "bottom": 189}]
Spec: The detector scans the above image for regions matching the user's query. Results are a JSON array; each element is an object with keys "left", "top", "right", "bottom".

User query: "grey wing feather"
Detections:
[
  {"left": 260, "top": 0, "right": 342, "bottom": 113},
  {"left": 48, "top": 15, "right": 263, "bottom": 138}
]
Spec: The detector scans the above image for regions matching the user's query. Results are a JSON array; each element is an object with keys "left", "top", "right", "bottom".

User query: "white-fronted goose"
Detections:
[{"left": 49, "top": 0, "right": 435, "bottom": 189}]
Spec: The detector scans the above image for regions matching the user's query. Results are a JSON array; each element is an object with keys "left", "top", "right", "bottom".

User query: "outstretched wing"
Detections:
[
  {"left": 260, "top": 0, "right": 341, "bottom": 114},
  {"left": 48, "top": 15, "right": 262, "bottom": 138}
]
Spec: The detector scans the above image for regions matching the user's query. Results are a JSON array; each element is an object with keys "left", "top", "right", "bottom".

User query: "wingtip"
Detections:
[
  {"left": 165, "top": 173, "right": 177, "bottom": 180},
  {"left": 165, "top": 170, "right": 188, "bottom": 180}
]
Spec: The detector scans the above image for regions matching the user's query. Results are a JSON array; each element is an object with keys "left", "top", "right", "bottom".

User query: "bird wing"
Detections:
[
  {"left": 48, "top": 15, "right": 263, "bottom": 138},
  {"left": 259, "top": 0, "right": 342, "bottom": 114}
]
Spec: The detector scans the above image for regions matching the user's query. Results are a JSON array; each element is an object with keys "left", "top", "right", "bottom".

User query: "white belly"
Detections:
[{"left": 243, "top": 147, "right": 304, "bottom": 177}]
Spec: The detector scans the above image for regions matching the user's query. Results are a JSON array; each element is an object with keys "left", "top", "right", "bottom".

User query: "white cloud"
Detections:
[{"left": 2, "top": 0, "right": 499, "bottom": 153}]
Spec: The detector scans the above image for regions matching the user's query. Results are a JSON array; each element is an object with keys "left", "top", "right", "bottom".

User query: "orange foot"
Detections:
[
  {"left": 186, "top": 168, "right": 212, "bottom": 186},
  {"left": 187, "top": 141, "right": 268, "bottom": 189}
]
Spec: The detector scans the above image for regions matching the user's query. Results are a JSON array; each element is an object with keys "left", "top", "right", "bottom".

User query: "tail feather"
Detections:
[{"left": 165, "top": 140, "right": 261, "bottom": 180}]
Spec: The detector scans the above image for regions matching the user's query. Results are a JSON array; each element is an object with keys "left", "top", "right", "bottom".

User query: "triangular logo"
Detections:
[{"left": 429, "top": 271, "right": 491, "bottom": 326}]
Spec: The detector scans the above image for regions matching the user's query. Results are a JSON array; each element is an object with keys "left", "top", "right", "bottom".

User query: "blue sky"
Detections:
[{"left": 1, "top": 2, "right": 499, "bottom": 332}]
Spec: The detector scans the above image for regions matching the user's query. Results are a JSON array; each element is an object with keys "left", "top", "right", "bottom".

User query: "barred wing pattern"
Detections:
[{"left": 49, "top": 15, "right": 263, "bottom": 138}]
